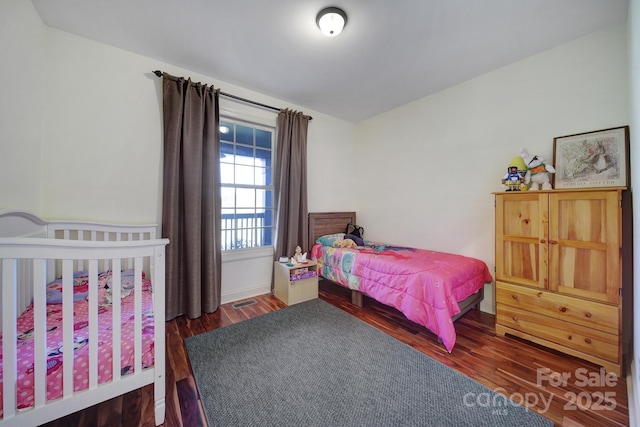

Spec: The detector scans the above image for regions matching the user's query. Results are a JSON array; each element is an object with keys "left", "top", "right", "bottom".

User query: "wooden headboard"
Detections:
[{"left": 307, "top": 211, "right": 356, "bottom": 252}]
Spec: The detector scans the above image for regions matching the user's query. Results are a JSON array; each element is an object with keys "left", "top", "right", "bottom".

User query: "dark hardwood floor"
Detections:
[{"left": 43, "top": 280, "right": 629, "bottom": 427}]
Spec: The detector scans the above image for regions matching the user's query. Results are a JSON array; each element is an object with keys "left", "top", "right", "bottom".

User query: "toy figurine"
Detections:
[
  {"left": 502, "top": 156, "right": 527, "bottom": 191},
  {"left": 503, "top": 166, "right": 524, "bottom": 191},
  {"left": 292, "top": 245, "right": 307, "bottom": 264}
]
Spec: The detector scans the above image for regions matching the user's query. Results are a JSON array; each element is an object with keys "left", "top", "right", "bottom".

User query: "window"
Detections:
[{"left": 220, "top": 119, "right": 274, "bottom": 250}]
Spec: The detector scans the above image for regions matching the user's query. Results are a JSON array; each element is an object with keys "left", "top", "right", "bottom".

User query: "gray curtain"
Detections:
[
  {"left": 274, "top": 109, "right": 311, "bottom": 270},
  {"left": 161, "top": 73, "right": 222, "bottom": 320}
]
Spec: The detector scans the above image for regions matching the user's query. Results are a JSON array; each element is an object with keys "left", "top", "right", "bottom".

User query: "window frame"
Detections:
[{"left": 219, "top": 103, "right": 277, "bottom": 253}]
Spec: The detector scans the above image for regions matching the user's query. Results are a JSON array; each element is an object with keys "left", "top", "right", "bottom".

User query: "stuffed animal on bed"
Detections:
[
  {"left": 521, "top": 148, "right": 555, "bottom": 190},
  {"left": 333, "top": 238, "right": 357, "bottom": 249}
]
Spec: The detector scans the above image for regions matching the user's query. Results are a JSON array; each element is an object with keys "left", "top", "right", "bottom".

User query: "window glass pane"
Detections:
[
  {"left": 255, "top": 189, "right": 266, "bottom": 209},
  {"left": 221, "top": 143, "right": 234, "bottom": 162},
  {"left": 236, "top": 188, "right": 255, "bottom": 208},
  {"left": 235, "top": 165, "right": 254, "bottom": 185},
  {"left": 236, "top": 146, "right": 254, "bottom": 165},
  {"left": 236, "top": 125, "right": 253, "bottom": 145},
  {"left": 221, "top": 209, "right": 234, "bottom": 250},
  {"left": 220, "top": 163, "right": 234, "bottom": 184},
  {"left": 255, "top": 189, "right": 274, "bottom": 208},
  {"left": 265, "top": 168, "right": 272, "bottom": 186},
  {"left": 256, "top": 129, "right": 271, "bottom": 149},
  {"left": 263, "top": 233, "right": 272, "bottom": 246},
  {"left": 255, "top": 167, "right": 267, "bottom": 186},
  {"left": 264, "top": 190, "right": 273, "bottom": 208},
  {"left": 255, "top": 148, "right": 271, "bottom": 167},
  {"left": 220, "top": 122, "right": 234, "bottom": 142},
  {"left": 232, "top": 231, "right": 249, "bottom": 249},
  {"left": 221, "top": 187, "right": 235, "bottom": 208},
  {"left": 263, "top": 209, "right": 273, "bottom": 226}
]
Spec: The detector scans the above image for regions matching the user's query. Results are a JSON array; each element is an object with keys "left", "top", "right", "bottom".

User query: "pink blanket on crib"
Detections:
[
  {"left": 0, "top": 271, "right": 155, "bottom": 416},
  {"left": 311, "top": 237, "right": 492, "bottom": 352}
]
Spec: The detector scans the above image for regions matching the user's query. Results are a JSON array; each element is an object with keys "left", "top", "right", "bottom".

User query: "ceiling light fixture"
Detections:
[{"left": 316, "top": 7, "right": 347, "bottom": 37}]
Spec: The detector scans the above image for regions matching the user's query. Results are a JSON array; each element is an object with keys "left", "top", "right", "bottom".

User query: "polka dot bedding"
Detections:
[{"left": 0, "top": 271, "right": 156, "bottom": 415}]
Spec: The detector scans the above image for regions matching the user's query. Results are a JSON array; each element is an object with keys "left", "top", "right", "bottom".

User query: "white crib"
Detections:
[{"left": 0, "top": 211, "right": 168, "bottom": 426}]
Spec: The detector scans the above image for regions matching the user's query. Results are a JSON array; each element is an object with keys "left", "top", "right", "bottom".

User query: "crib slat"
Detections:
[
  {"left": 112, "top": 260, "right": 122, "bottom": 383},
  {"left": 62, "top": 260, "right": 74, "bottom": 399},
  {"left": 88, "top": 260, "right": 99, "bottom": 390},
  {"left": 2, "top": 258, "right": 17, "bottom": 419},
  {"left": 134, "top": 257, "right": 142, "bottom": 373},
  {"left": 153, "top": 247, "right": 167, "bottom": 425},
  {"left": 17, "top": 259, "right": 34, "bottom": 317},
  {"left": 126, "top": 233, "right": 134, "bottom": 269},
  {"left": 33, "top": 258, "right": 47, "bottom": 408}
]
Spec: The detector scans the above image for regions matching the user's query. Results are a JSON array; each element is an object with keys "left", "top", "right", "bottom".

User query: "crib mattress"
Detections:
[{"left": 0, "top": 270, "right": 155, "bottom": 415}]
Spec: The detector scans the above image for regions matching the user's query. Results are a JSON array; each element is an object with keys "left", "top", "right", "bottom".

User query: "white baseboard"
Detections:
[
  {"left": 221, "top": 284, "right": 271, "bottom": 305},
  {"left": 629, "top": 359, "right": 639, "bottom": 427},
  {"left": 479, "top": 299, "right": 495, "bottom": 315}
]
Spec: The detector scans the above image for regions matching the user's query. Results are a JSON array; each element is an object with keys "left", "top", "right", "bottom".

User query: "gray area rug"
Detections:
[{"left": 185, "top": 298, "right": 553, "bottom": 427}]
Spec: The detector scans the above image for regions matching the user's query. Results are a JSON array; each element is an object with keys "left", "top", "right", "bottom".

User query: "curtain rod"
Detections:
[{"left": 153, "top": 70, "right": 312, "bottom": 120}]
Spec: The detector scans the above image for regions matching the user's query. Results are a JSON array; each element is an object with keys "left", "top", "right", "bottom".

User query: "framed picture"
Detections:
[{"left": 553, "top": 126, "right": 630, "bottom": 189}]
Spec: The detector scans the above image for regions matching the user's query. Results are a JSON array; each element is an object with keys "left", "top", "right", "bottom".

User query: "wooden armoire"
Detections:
[{"left": 494, "top": 188, "right": 625, "bottom": 375}]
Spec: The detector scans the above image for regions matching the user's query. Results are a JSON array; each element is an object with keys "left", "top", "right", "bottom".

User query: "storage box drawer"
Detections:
[
  {"left": 284, "top": 277, "right": 318, "bottom": 305},
  {"left": 496, "top": 281, "right": 618, "bottom": 334},
  {"left": 496, "top": 304, "right": 619, "bottom": 363}
]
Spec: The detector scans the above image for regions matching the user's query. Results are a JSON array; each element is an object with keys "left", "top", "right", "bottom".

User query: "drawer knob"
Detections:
[
  {"left": 584, "top": 312, "right": 592, "bottom": 318},
  {"left": 512, "top": 294, "right": 519, "bottom": 300},
  {"left": 540, "top": 239, "right": 547, "bottom": 244},
  {"left": 585, "top": 338, "right": 592, "bottom": 344},
  {"left": 559, "top": 306, "right": 567, "bottom": 313},
  {"left": 512, "top": 316, "right": 519, "bottom": 322}
]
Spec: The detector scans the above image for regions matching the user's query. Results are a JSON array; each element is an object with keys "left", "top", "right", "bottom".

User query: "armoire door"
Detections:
[
  {"left": 548, "top": 190, "right": 621, "bottom": 304},
  {"left": 495, "top": 192, "right": 548, "bottom": 289}
]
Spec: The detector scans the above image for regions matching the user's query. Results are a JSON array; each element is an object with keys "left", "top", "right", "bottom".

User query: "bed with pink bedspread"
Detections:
[
  {"left": 0, "top": 270, "right": 155, "bottom": 416},
  {"left": 308, "top": 212, "right": 492, "bottom": 352}
]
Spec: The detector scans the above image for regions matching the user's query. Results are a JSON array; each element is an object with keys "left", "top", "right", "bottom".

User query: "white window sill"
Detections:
[{"left": 222, "top": 246, "right": 274, "bottom": 263}]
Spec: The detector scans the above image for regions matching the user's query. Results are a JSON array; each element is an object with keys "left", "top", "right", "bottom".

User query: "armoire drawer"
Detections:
[
  {"left": 496, "top": 281, "right": 619, "bottom": 335},
  {"left": 496, "top": 304, "right": 619, "bottom": 363}
]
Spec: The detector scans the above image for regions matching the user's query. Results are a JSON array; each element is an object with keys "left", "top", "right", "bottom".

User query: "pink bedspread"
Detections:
[
  {"left": 311, "top": 240, "right": 492, "bottom": 352},
  {"left": 0, "top": 271, "right": 155, "bottom": 416}
]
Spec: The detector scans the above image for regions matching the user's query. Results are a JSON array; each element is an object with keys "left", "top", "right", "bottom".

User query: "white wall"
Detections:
[
  {"left": 41, "top": 28, "right": 165, "bottom": 224},
  {"left": 0, "top": 0, "right": 44, "bottom": 213},
  {"left": 355, "top": 23, "right": 629, "bottom": 313},
  {"left": 1, "top": 1, "right": 357, "bottom": 303}
]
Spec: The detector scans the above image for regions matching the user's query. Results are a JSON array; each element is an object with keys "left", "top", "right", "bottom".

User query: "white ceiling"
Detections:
[{"left": 31, "top": 0, "right": 628, "bottom": 122}]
